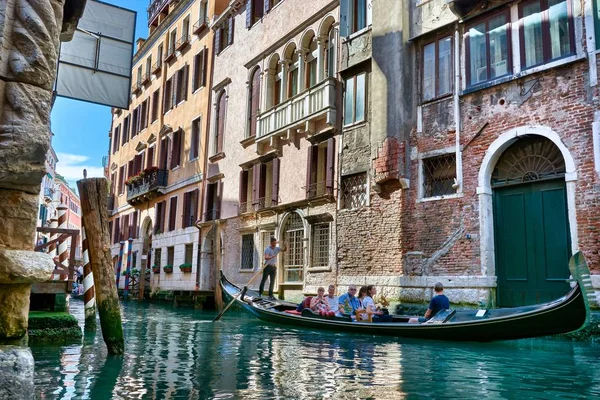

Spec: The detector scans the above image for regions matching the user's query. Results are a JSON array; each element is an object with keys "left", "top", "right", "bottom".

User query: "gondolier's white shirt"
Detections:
[{"left": 264, "top": 246, "right": 281, "bottom": 266}]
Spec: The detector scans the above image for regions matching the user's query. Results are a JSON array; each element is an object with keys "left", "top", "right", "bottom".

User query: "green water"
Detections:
[{"left": 31, "top": 300, "right": 600, "bottom": 399}]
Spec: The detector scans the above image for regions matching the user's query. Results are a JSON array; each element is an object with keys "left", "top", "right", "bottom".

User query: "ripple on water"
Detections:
[{"left": 31, "top": 300, "right": 600, "bottom": 399}]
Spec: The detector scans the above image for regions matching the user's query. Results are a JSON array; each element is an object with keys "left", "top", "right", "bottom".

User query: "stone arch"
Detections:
[
  {"left": 318, "top": 14, "right": 337, "bottom": 37},
  {"left": 477, "top": 125, "right": 578, "bottom": 278},
  {"left": 300, "top": 28, "right": 316, "bottom": 49}
]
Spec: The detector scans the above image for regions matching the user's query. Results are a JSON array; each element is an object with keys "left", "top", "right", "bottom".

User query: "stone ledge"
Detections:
[
  {"left": 336, "top": 275, "right": 497, "bottom": 288},
  {"left": 0, "top": 249, "right": 54, "bottom": 284}
]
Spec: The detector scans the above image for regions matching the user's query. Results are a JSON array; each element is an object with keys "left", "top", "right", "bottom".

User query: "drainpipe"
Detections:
[{"left": 453, "top": 28, "right": 462, "bottom": 193}]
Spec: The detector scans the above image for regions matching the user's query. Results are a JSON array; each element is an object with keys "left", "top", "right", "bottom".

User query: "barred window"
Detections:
[
  {"left": 154, "top": 248, "right": 162, "bottom": 267},
  {"left": 167, "top": 246, "right": 174, "bottom": 266},
  {"left": 312, "top": 223, "right": 329, "bottom": 267},
  {"left": 241, "top": 234, "right": 254, "bottom": 270},
  {"left": 422, "top": 154, "right": 456, "bottom": 198},
  {"left": 283, "top": 213, "right": 304, "bottom": 283},
  {"left": 185, "top": 244, "right": 193, "bottom": 265},
  {"left": 341, "top": 172, "right": 367, "bottom": 210}
]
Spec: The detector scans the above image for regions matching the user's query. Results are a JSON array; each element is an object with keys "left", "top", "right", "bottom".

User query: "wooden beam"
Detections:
[{"left": 36, "top": 227, "right": 80, "bottom": 235}]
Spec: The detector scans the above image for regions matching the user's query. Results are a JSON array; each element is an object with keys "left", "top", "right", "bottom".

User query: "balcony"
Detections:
[
  {"left": 193, "top": 17, "right": 208, "bottom": 34},
  {"left": 148, "top": 0, "right": 176, "bottom": 27},
  {"left": 43, "top": 187, "right": 54, "bottom": 202},
  {"left": 141, "top": 72, "right": 151, "bottom": 85},
  {"left": 132, "top": 82, "right": 142, "bottom": 95},
  {"left": 152, "top": 60, "right": 162, "bottom": 74},
  {"left": 176, "top": 35, "right": 190, "bottom": 51},
  {"left": 306, "top": 181, "right": 332, "bottom": 199},
  {"left": 256, "top": 78, "right": 337, "bottom": 143},
  {"left": 203, "top": 209, "right": 220, "bottom": 222},
  {"left": 126, "top": 168, "right": 168, "bottom": 205},
  {"left": 164, "top": 46, "right": 176, "bottom": 62},
  {"left": 238, "top": 202, "right": 250, "bottom": 215}
]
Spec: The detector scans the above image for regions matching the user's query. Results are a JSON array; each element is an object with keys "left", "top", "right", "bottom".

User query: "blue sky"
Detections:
[{"left": 50, "top": 0, "right": 149, "bottom": 187}]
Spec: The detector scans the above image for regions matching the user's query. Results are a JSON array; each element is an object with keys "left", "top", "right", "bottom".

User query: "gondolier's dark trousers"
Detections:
[{"left": 258, "top": 265, "right": 276, "bottom": 298}]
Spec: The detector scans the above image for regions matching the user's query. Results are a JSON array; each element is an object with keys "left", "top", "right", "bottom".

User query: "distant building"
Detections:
[
  {"left": 37, "top": 144, "right": 59, "bottom": 231},
  {"left": 55, "top": 174, "right": 82, "bottom": 261}
]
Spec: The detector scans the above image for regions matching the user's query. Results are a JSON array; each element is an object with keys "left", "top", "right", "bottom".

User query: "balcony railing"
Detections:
[
  {"left": 164, "top": 46, "right": 176, "bottom": 62},
  {"left": 141, "top": 72, "right": 151, "bottom": 85},
  {"left": 132, "top": 81, "right": 142, "bottom": 94},
  {"left": 238, "top": 202, "right": 249, "bottom": 215},
  {"left": 257, "top": 78, "right": 337, "bottom": 140},
  {"left": 43, "top": 187, "right": 54, "bottom": 200},
  {"left": 126, "top": 168, "right": 168, "bottom": 204},
  {"left": 203, "top": 209, "right": 220, "bottom": 222},
  {"left": 152, "top": 60, "right": 162, "bottom": 74},
  {"left": 147, "top": 0, "right": 175, "bottom": 26},
  {"left": 193, "top": 17, "right": 209, "bottom": 34},
  {"left": 306, "top": 181, "right": 331, "bottom": 199},
  {"left": 176, "top": 35, "right": 190, "bottom": 51}
]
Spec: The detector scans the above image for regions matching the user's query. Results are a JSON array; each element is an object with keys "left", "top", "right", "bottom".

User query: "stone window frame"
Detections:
[
  {"left": 240, "top": 233, "right": 255, "bottom": 271},
  {"left": 420, "top": 35, "right": 453, "bottom": 103},
  {"left": 310, "top": 222, "right": 330, "bottom": 269},
  {"left": 417, "top": 146, "right": 463, "bottom": 202}
]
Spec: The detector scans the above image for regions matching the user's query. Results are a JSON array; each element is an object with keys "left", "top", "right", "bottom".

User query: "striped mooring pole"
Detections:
[
  {"left": 48, "top": 217, "right": 58, "bottom": 277},
  {"left": 57, "top": 203, "right": 69, "bottom": 281},
  {"left": 115, "top": 241, "right": 125, "bottom": 289},
  {"left": 123, "top": 238, "right": 134, "bottom": 300},
  {"left": 81, "top": 227, "right": 96, "bottom": 328}
]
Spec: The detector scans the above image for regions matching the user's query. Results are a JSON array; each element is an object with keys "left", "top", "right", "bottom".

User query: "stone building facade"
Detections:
[{"left": 107, "top": 0, "right": 214, "bottom": 292}]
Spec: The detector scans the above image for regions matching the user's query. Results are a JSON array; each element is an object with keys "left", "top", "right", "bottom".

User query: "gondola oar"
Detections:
[{"left": 213, "top": 267, "right": 265, "bottom": 322}]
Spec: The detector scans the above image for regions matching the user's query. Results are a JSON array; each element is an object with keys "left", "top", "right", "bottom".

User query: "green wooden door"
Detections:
[{"left": 493, "top": 179, "right": 571, "bottom": 307}]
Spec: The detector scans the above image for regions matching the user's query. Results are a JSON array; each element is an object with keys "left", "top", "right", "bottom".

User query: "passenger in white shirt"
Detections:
[
  {"left": 361, "top": 285, "right": 392, "bottom": 322},
  {"left": 326, "top": 284, "right": 339, "bottom": 314}
]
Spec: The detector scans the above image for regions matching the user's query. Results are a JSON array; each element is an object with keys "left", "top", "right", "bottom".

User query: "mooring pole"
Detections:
[
  {"left": 115, "top": 241, "right": 125, "bottom": 289},
  {"left": 81, "top": 227, "right": 96, "bottom": 330},
  {"left": 76, "top": 178, "right": 124, "bottom": 355},
  {"left": 123, "top": 238, "right": 133, "bottom": 300},
  {"left": 214, "top": 221, "right": 223, "bottom": 310}
]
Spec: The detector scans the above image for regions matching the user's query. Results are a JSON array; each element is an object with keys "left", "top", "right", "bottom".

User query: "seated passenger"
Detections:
[
  {"left": 310, "top": 287, "right": 334, "bottom": 317},
  {"left": 338, "top": 285, "right": 361, "bottom": 318},
  {"left": 357, "top": 286, "right": 368, "bottom": 308},
  {"left": 359, "top": 285, "right": 393, "bottom": 322},
  {"left": 409, "top": 282, "right": 450, "bottom": 323},
  {"left": 326, "top": 284, "right": 339, "bottom": 314}
]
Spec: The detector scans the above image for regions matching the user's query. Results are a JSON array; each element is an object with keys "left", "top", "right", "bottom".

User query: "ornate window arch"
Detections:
[
  {"left": 214, "top": 90, "right": 227, "bottom": 154},
  {"left": 281, "top": 211, "right": 305, "bottom": 283},
  {"left": 248, "top": 67, "right": 261, "bottom": 138}
]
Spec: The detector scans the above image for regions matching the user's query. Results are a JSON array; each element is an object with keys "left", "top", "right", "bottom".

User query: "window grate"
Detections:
[
  {"left": 422, "top": 154, "right": 456, "bottom": 198},
  {"left": 283, "top": 213, "right": 304, "bottom": 282},
  {"left": 312, "top": 223, "right": 329, "bottom": 267},
  {"left": 241, "top": 234, "right": 254, "bottom": 270},
  {"left": 154, "top": 248, "right": 162, "bottom": 268},
  {"left": 341, "top": 173, "right": 367, "bottom": 209}
]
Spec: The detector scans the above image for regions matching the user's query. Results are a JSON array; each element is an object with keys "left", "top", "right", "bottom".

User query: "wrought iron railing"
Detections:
[
  {"left": 152, "top": 60, "right": 162, "bottom": 74},
  {"left": 164, "top": 46, "right": 176, "bottom": 62},
  {"left": 306, "top": 181, "right": 330, "bottom": 199},
  {"left": 141, "top": 72, "right": 151, "bottom": 85},
  {"left": 238, "top": 202, "right": 249, "bottom": 215},
  {"left": 132, "top": 81, "right": 142, "bottom": 94},
  {"left": 126, "top": 168, "right": 168, "bottom": 203},
  {"left": 203, "top": 209, "right": 220, "bottom": 222},
  {"left": 193, "top": 16, "right": 209, "bottom": 34},
  {"left": 176, "top": 35, "right": 190, "bottom": 50}
]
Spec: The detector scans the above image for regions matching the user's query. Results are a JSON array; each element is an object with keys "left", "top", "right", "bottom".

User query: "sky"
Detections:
[{"left": 50, "top": 0, "right": 150, "bottom": 188}]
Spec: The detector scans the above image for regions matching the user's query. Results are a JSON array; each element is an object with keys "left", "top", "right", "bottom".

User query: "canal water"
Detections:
[{"left": 31, "top": 300, "right": 600, "bottom": 399}]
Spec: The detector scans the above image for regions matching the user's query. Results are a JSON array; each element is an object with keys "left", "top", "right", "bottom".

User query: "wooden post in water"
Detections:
[
  {"left": 77, "top": 178, "right": 124, "bottom": 355},
  {"left": 214, "top": 221, "right": 223, "bottom": 310},
  {"left": 123, "top": 238, "right": 133, "bottom": 300}
]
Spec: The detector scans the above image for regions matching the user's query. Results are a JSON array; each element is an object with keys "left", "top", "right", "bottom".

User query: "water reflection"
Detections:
[{"left": 32, "top": 300, "right": 600, "bottom": 399}]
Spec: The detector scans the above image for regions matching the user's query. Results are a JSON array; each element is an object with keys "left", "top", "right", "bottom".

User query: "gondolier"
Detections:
[{"left": 257, "top": 237, "right": 286, "bottom": 300}]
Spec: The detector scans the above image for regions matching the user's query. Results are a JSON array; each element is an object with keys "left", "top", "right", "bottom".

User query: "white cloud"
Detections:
[{"left": 55, "top": 152, "right": 104, "bottom": 184}]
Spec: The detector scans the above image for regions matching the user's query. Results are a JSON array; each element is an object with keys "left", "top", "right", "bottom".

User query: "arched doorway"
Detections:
[
  {"left": 281, "top": 212, "right": 305, "bottom": 283},
  {"left": 492, "top": 135, "right": 571, "bottom": 306}
]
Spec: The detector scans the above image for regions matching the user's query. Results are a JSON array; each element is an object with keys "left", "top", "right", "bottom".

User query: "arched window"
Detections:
[
  {"left": 306, "top": 38, "right": 318, "bottom": 87},
  {"left": 326, "top": 27, "right": 337, "bottom": 78},
  {"left": 249, "top": 68, "right": 261, "bottom": 138},
  {"left": 288, "top": 50, "right": 299, "bottom": 98},
  {"left": 215, "top": 91, "right": 227, "bottom": 154},
  {"left": 274, "top": 61, "right": 282, "bottom": 106},
  {"left": 282, "top": 212, "right": 305, "bottom": 283}
]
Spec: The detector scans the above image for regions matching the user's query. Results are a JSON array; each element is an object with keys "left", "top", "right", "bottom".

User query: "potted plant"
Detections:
[
  {"left": 179, "top": 263, "right": 192, "bottom": 273},
  {"left": 152, "top": 265, "right": 160, "bottom": 273},
  {"left": 163, "top": 265, "right": 173, "bottom": 273}
]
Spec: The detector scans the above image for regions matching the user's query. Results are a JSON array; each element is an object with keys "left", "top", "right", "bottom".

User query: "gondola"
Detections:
[{"left": 219, "top": 252, "right": 594, "bottom": 342}]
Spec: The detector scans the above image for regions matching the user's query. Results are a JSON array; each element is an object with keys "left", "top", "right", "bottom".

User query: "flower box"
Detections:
[
  {"left": 179, "top": 263, "right": 192, "bottom": 273},
  {"left": 163, "top": 265, "right": 173, "bottom": 273},
  {"left": 152, "top": 265, "right": 160, "bottom": 273}
]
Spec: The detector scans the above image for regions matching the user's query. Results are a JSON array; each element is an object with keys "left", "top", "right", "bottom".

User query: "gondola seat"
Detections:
[
  {"left": 424, "top": 309, "right": 456, "bottom": 324},
  {"left": 284, "top": 310, "right": 302, "bottom": 315}
]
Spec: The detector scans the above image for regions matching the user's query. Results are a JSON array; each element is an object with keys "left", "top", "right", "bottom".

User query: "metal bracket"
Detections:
[{"left": 519, "top": 77, "right": 543, "bottom": 96}]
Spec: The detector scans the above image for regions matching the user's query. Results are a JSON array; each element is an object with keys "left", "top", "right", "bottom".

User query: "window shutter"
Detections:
[
  {"left": 183, "top": 64, "right": 189, "bottom": 101},
  {"left": 114, "top": 217, "right": 120, "bottom": 242},
  {"left": 217, "top": 93, "right": 226, "bottom": 153},
  {"left": 250, "top": 69, "right": 261, "bottom": 137},
  {"left": 193, "top": 54, "right": 199, "bottom": 90},
  {"left": 339, "top": 0, "right": 349, "bottom": 37},
  {"left": 216, "top": 181, "right": 223, "bottom": 219},
  {"left": 169, "top": 197, "right": 177, "bottom": 231},
  {"left": 305, "top": 145, "right": 316, "bottom": 198},
  {"left": 192, "top": 189, "right": 199, "bottom": 224},
  {"left": 182, "top": 192, "right": 190, "bottom": 228},
  {"left": 252, "top": 164, "right": 260, "bottom": 205},
  {"left": 366, "top": 0, "right": 372, "bottom": 27},
  {"left": 122, "top": 214, "right": 129, "bottom": 240},
  {"left": 154, "top": 204, "right": 159, "bottom": 234},
  {"left": 271, "top": 158, "right": 280, "bottom": 205},
  {"left": 172, "top": 71, "right": 179, "bottom": 107},
  {"left": 201, "top": 48, "right": 208, "bottom": 87},
  {"left": 246, "top": 0, "right": 253, "bottom": 29},
  {"left": 326, "top": 137, "right": 335, "bottom": 194},
  {"left": 258, "top": 163, "right": 267, "bottom": 201},
  {"left": 163, "top": 79, "right": 170, "bottom": 114},
  {"left": 228, "top": 16, "right": 234, "bottom": 45},
  {"left": 147, "top": 146, "right": 154, "bottom": 168},
  {"left": 202, "top": 184, "right": 212, "bottom": 221},
  {"left": 239, "top": 170, "right": 248, "bottom": 205},
  {"left": 130, "top": 211, "right": 137, "bottom": 239},
  {"left": 264, "top": 0, "right": 270, "bottom": 15},
  {"left": 171, "top": 129, "right": 181, "bottom": 169},
  {"left": 215, "top": 27, "right": 221, "bottom": 54}
]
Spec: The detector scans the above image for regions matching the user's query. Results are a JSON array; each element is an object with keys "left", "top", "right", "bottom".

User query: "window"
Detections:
[
  {"left": 344, "top": 72, "right": 366, "bottom": 125},
  {"left": 192, "top": 49, "right": 207, "bottom": 92},
  {"left": 175, "top": 65, "right": 189, "bottom": 104},
  {"left": 118, "top": 165, "right": 125, "bottom": 195},
  {"left": 157, "top": 44, "right": 163, "bottom": 65},
  {"left": 341, "top": 0, "right": 368, "bottom": 36},
  {"left": 519, "top": 0, "right": 574, "bottom": 69},
  {"left": 154, "top": 200, "right": 166, "bottom": 234},
  {"left": 341, "top": 172, "right": 367, "bottom": 209},
  {"left": 247, "top": 159, "right": 280, "bottom": 210},
  {"left": 306, "top": 38, "right": 318, "bottom": 88},
  {"left": 182, "top": 189, "right": 199, "bottom": 228},
  {"left": 147, "top": 146, "right": 155, "bottom": 168},
  {"left": 283, "top": 213, "right": 304, "bottom": 283},
  {"left": 137, "top": 65, "right": 142, "bottom": 85},
  {"left": 274, "top": 62, "right": 282, "bottom": 106},
  {"left": 248, "top": 67, "right": 261, "bottom": 137},
  {"left": 129, "top": 211, "right": 138, "bottom": 239},
  {"left": 288, "top": 51, "right": 299, "bottom": 98},
  {"left": 422, "top": 36, "right": 452, "bottom": 102},
  {"left": 159, "top": 137, "right": 169, "bottom": 170},
  {"left": 185, "top": 244, "right": 193, "bottom": 265},
  {"left": 113, "top": 217, "right": 120, "bottom": 243},
  {"left": 241, "top": 234, "right": 254, "bottom": 270},
  {"left": 168, "top": 196, "right": 178, "bottom": 231},
  {"left": 140, "top": 99, "right": 148, "bottom": 130},
  {"left": 112, "top": 125, "right": 120, "bottom": 154},
  {"left": 216, "top": 17, "right": 234, "bottom": 54},
  {"left": 131, "top": 107, "right": 139, "bottom": 137},
  {"left": 121, "top": 214, "right": 129, "bottom": 241},
  {"left": 312, "top": 223, "right": 330, "bottom": 267},
  {"left": 170, "top": 129, "right": 182, "bottom": 169},
  {"left": 466, "top": 11, "right": 511, "bottom": 87},
  {"left": 167, "top": 246, "right": 174, "bottom": 266},
  {"left": 261, "top": 231, "right": 274, "bottom": 264},
  {"left": 182, "top": 16, "right": 190, "bottom": 39},
  {"left": 203, "top": 182, "right": 221, "bottom": 221},
  {"left": 151, "top": 89, "right": 160, "bottom": 122},
  {"left": 306, "top": 138, "right": 335, "bottom": 199},
  {"left": 191, "top": 117, "right": 201, "bottom": 160},
  {"left": 164, "top": 78, "right": 173, "bottom": 113},
  {"left": 214, "top": 91, "right": 226, "bottom": 154},
  {"left": 122, "top": 116, "right": 130, "bottom": 144},
  {"left": 422, "top": 153, "right": 456, "bottom": 198},
  {"left": 247, "top": 0, "right": 264, "bottom": 27},
  {"left": 326, "top": 28, "right": 337, "bottom": 77},
  {"left": 154, "top": 248, "right": 162, "bottom": 268},
  {"left": 146, "top": 55, "right": 152, "bottom": 76},
  {"left": 169, "top": 29, "right": 177, "bottom": 56}
]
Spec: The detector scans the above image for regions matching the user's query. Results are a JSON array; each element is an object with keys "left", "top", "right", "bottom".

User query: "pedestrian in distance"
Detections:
[{"left": 257, "top": 237, "right": 286, "bottom": 300}]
